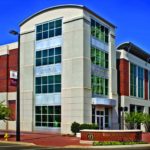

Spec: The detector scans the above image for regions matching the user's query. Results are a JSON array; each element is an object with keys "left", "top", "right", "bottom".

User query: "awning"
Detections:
[{"left": 92, "top": 97, "right": 116, "bottom": 106}]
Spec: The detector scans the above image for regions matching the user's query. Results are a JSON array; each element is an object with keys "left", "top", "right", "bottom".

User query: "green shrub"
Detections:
[
  {"left": 93, "top": 141, "right": 147, "bottom": 146},
  {"left": 80, "top": 123, "right": 98, "bottom": 130},
  {"left": 71, "top": 122, "right": 80, "bottom": 135}
]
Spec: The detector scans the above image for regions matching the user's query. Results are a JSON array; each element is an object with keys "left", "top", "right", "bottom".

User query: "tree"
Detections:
[
  {"left": 142, "top": 113, "right": 150, "bottom": 132},
  {"left": 0, "top": 102, "right": 11, "bottom": 121},
  {"left": 124, "top": 112, "right": 143, "bottom": 129}
]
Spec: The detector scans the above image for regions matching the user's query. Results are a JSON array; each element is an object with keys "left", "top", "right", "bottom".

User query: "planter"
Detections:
[
  {"left": 80, "top": 130, "right": 142, "bottom": 143},
  {"left": 142, "top": 132, "right": 150, "bottom": 143}
]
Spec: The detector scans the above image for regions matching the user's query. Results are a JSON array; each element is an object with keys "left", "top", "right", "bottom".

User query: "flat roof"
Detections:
[
  {"left": 117, "top": 42, "right": 150, "bottom": 62},
  {"left": 20, "top": 4, "right": 116, "bottom": 28}
]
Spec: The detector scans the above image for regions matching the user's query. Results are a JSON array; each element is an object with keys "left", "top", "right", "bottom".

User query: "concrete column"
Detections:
[
  {"left": 108, "top": 31, "right": 119, "bottom": 129},
  {"left": 61, "top": 18, "right": 92, "bottom": 134}
]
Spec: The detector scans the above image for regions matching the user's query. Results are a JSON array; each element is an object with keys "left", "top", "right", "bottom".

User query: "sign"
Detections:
[
  {"left": 87, "top": 133, "right": 94, "bottom": 140},
  {"left": 10, "top": 79, "right": 17, "bottom": 86},
  {"left": 10, "top": 70, "right": 17, "bottom": 79}
]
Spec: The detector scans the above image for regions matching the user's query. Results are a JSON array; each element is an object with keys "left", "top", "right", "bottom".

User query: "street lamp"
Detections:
[{"left": 9, "top": 30, "right": 20, "bottom": 141}]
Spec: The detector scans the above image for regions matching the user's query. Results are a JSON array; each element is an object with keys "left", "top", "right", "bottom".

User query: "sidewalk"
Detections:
[{"left": 0, "top": 131, "right": 90, "bottom": 147}]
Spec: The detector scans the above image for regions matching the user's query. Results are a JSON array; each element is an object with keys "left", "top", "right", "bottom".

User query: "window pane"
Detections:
[
  {"left": 55, "top": 75, "right": 61, "bottom": 83},
  {"left": 42, "top": 76, "right": 47, "bottom": 84},
  {"left": 49, "top": 49, "right": 54, "bottom": 56},
  {"left": 49, "top": 30, "right": 54, "bottom": 37},
  {"left": 36, "top": 51, "right": 41, "bottom": 58},
  {"left": 42, "top": 85, "right": 47, "bottom": 93},
  {"left": 42, "top": 106, "right": 48, "bottom": 114},
  {"left": 48, "top": 115, "right": 53, "bottom": 122},
  {"left": 55, "top": 84, "right": 61, "bottom": 92},
  {"left": 36, "top": 106, "right": 41, "bottom": 114},
  {"left": 55, "top": 106, "right": 61, "bottom": 114},
  {"left": 55, "top": 47, "right": 61, "bottom": 55},
  {"left": 42, "top": 115, "right": 47, "bottom": 122},
  {"left": 42, "top": 58, "right": 47, "bottom": 65},
  {"left": 36, "top": 86, "right": 41, "bottom": 94},
  {"left": 43, "top": 23, "right": 48, "bottom": 31},
  {"left": 48, "top": 106, "right": 53, "bottom": 114},
  {"left": 36, "top": 115, "right": 41, "bottom": 122},
  {"left": 36, "top": 59, "right": 41, "bottom": 66},
  {"left": 36, "top": 77, "right": 41, "bottom": 85},
  {"left": 43, "top": 31, "right": 48, "bottom": 39},
  {"left": 37, "top": 25, "right": 42, "bottom": 33},
  {"left": 54, "top": 115, "right": 61, "bottom": 122},
  {"left": 48, "top": 57, "right": 54, "bottom": 64},
  {"left": 48, "top": 85, "right": 53, "bottom": 93},
  {"left": 36, "top": 33, "right": 42, "bottom": 40},
  {"left": 55, "top": 20, "right": 62, "bottom": 28},
  {"left": 55, "top": 28, "right": 62, "bottom": 36},
  {"left": 49, "top": 22, "right": 54, "bottom": 29},
  {"left": 43, "top": 50, "right": 48, "bottom": 57},
  {"left": 48, "top": 76, "right": 54, "bottom": 84},
  {"left": 55, "top": 55, "right": 61, "bottom": 63}
]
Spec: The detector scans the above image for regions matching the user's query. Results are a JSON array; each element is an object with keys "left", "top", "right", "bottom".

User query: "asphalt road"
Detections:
[{"left": 0, "top": 143, "right": 150, "bottom": 150}]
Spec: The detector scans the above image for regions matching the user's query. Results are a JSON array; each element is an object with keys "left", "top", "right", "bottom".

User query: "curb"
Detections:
[
  {"left": 0, "top": 141, "right": 36, "bottom": 146},
  {"left": 65, "top": 144, "right": 150, "bottom": 149}
]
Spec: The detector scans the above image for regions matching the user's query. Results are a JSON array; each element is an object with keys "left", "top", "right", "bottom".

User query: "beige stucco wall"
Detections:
[
  {"left": 20, "top": 6, "right": 118, "bottom": 133},
  {"left": 61, "top": 14, "right": 92, "bottom": 134}
]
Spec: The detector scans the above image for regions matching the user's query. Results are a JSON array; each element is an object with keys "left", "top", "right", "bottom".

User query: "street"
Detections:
[{"left": 0, "top": 143, "right": 150, "bottom": 150}]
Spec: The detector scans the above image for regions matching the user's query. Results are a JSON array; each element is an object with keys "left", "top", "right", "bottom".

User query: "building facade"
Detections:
[
  {"left": 0, "top": 4, "right": 149, "bottom": 134},
  {"left": 0, "top": 5, "right": 118, "bottom": 134},
  {"left": 117, "top": 42, "right": 150, "bottom": 130}
]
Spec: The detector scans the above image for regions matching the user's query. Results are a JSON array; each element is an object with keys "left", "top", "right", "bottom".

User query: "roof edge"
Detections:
[{"left": 20, "top": 4, "right": 116, "bottom": 28}]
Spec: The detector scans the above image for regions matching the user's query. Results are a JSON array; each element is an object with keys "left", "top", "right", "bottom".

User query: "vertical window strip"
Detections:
[
  {"left": 91, "top": 47, "right": 108, "bottom": 69},
  {"left": 130, "top": 63, "right": 137, "bottom": 97},
  {"left": 92, "top": 75, "right": 108, "bottom": 96},
  {"left": 138, "top": 67, "right": 144, "bottom": 98},
  {"left": 91, "top": 19, "right": 109, "bottom": 44}
]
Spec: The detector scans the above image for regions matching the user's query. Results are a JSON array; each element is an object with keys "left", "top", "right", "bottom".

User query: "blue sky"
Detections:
[{"left": 0, "top": 0, "right": 150, "bottom": 52}]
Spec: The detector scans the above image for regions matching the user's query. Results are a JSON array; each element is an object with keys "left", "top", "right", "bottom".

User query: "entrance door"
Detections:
[{"left": 96, "top": 111, "right": 104, "bottom": 129}]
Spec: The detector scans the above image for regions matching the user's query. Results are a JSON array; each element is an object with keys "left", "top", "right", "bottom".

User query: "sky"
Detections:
[{"left": 0, "top": 0, "right": 150, "bottom": 53}]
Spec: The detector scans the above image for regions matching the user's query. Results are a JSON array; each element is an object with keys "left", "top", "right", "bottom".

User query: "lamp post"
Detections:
[{"left": 9, "top": 30, "right": 20, "bottom": 141}]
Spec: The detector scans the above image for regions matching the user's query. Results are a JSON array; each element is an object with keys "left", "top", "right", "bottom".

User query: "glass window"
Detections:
[
  {"left": 36, "top": 51, "right": 41, "bottom": 58},
  {"left": 35, "top": 47, "right": 61, "bottom": 67},
  {"left": 42, "top": 76, "right": 47, "bottom": 84},
  {"left": 36, "top": 77, "right": 41, "bottom": 85},
  {"left": 49, "top": 22, "right": 54, "bottom": 29},
  {"left": 37, "top": 25, "right": 42, "bottom": 33},
  {"left": 91, "top": 19, "right": 109, "bottom": 44},
  {"left": 55, "top": 84, "right": 61, "bottom": 92},
  {"left": 55, "top": 20, "right": 62, "bottom": 28},
  {"left": 36, "top": 33, "right": 42, "bottom": 41},
  {"left": 35, "top": 106, "right": 61, "bottom": 128},
  {"left": 130, "top": 63, "right": 137, "bottom": 97},
  {"left": 92, "top": 75, "right": 108, "bottom": 96},
  {"left": 55, "top": 47, "right": 61, "bottom": 55},
  {"left": 43, "top": 23, "right": 48, "bottom": 31},
  {"left": 138, "top": 67, "right": 144, "bottom": 98},
  {"left": 91, "top": 47, "right": 108, "bottom": 69},
  {"left": 36, "top": 19, "right": 62, "bottom": 41}
]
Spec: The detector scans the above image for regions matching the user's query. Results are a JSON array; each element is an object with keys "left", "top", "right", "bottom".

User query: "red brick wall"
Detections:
[
  {"left": 8, "top": 49, "right": 18, "bottom": 92},
  {"left": 118, "top": 59, "right": 129, "bottom": 96},
  {"left": 0, "top": 55, "right": 8, "bottom": 92},
  {"left": 0, "top": 48, "right": 18, "bottom": 93},
  {"left": 81, "top": 131, "right": 142, "bottom": 142},
  {"left": 144, "top": 69, "right": 148, "bottom": 100},
  {"left": 8, "top": 100, "right": 16, "bottom": 120}
]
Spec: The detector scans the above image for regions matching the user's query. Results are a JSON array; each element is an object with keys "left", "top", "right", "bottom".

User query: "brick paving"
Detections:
[{"left": 0, "top": 131, "right": 91, "bottom": 147}]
